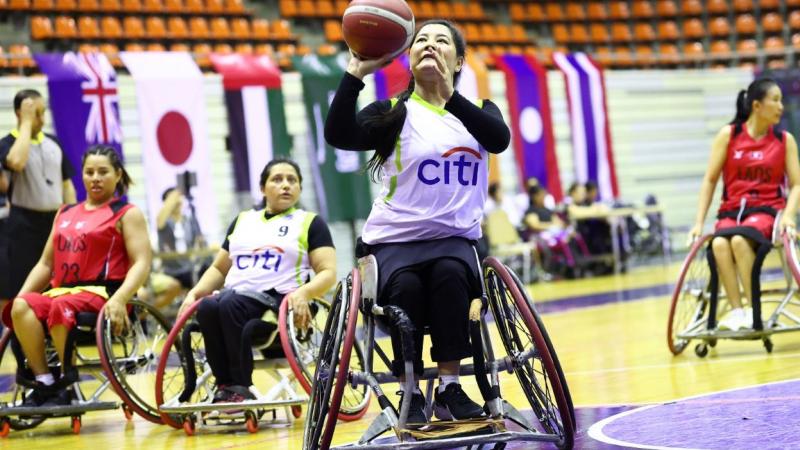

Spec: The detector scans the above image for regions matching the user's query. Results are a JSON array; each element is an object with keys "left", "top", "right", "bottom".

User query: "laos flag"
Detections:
[
  {"left": 34, "top": 52, "right": 123, "bottom": 201},
  {"left": 374, "top": 54, "right": 410, "bottom": 100},
  {"left": 495, "top": 54, "right": 561, "bottom": 201}
]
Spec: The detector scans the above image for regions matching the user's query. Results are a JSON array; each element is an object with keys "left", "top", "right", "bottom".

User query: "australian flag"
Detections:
[{"left": 34, "top": 52, "right": 123, "bottom": 201}]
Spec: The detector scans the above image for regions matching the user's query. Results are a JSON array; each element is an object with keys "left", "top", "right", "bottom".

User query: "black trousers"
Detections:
[
  {"left": 196, "top": 291, "right": 269, "bottom": 387},
  {"left": 2, "top": 207, "right": 56, "bottom": 299},
  {"left": 379, "top": 258, "right": 473, "bottom": 377}
]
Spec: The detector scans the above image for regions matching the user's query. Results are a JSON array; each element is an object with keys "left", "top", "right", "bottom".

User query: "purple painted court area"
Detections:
[{"left": 594, "top": 379, "right": 800, "bottom": 449}]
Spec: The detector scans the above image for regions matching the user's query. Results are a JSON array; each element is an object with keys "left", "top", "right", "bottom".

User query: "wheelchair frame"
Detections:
[
  {"left": 303, "top": 256, "right": 575, "bottom": 450},
  {"left": 0, "top": 299, "right": 174, "bottom": 435}
]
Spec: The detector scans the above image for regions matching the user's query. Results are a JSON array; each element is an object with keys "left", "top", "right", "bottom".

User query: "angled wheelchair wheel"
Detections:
[
  {"left": 303, "top": 269, "right": 362, "bottom": 450},
  {"left": 154, "top": 299, "right": 212, "bottom": 429},
  {"left": 0, "top": 329, "right": 47, "bottom": 431},
  {"left": 667, "top": 234, "right": 714, "bottom": 355},
  {"left": 97, "top": 299, "right": 174, "bottom": 424},
  {"left": 279, "top": 296, "right": 370, "bottom": 421},
  {"left": 784, "top": 232, "right": 800, "bottom": 287},
  {"left": 484, "top": 257, "right": 574, "bottom": 450}
]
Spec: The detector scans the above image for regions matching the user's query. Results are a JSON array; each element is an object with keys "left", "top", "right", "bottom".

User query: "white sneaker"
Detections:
[
  {"left": 718, "top": 308, "right": 747, "bottom": 331},
  {"left": 742, "top": 307, "right": 754, "bottom": 329}
]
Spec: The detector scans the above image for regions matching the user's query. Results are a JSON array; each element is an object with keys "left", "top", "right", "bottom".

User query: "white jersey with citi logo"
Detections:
[
  {"left": 362, "top": 93, "right": 488, "bottom": 244},
  {"left": 224, "top": 207, "right": 316, "bottom": 294}
]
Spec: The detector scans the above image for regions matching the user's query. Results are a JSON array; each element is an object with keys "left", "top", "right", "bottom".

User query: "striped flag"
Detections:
[
  {"left": 494, "top": 54, "right": 562, "bottom": 201},
  {"left": 553, "top": 52, "right": 618, "bottom": 201},
  {"left": 458, "top": 53, "right": 501, "bottom": 185},
  {"left": 210, "top": 53, "right": 292, "bottom": 204},
  {"left": 374, "top": 54, "right": 410, "bottom": 100}
]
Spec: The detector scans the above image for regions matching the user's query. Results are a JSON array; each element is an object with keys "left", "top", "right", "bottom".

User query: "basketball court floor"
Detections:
[{"left": 2, "top": 257, "right": 799, "bottom": 449}]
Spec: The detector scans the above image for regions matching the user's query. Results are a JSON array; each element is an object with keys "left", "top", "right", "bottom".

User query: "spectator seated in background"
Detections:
[
  {"left": 483, "top": 182, "right": 541, "bottom": 283},
  {"left": 564, "top": 181, "right": 619, "bottom": 273}
]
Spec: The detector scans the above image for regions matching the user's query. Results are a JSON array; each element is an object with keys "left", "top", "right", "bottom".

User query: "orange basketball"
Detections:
[{"left": 342, "top": 0, "right": 415, "bottom": 59}]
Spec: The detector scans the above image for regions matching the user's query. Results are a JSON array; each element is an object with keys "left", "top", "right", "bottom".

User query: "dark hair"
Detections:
[
  {"left": 82, "top": 145, "right": 132, "bottom": 196},
  {"left": 161, "top": 186, "right": 177, "bottom": 202},
  {"left": 259, "top": 157, "right": 303, "bottom": 187},
  {"left": 363, "top": 19, "right": 467, "bottom": 181},
  {"left": 13, "top": 89, "right": 42, "bottom": 112},
  {"left": 730, "top": 78, "right": 780, "bottom": 136},
  {"left": 585, "top": 181, "right": 598, "bottom": 192},
  {"left": 488, "top": 182, "right": 500, "bottom": 200},
  {"left": 567, "top": 182, "right": 581, "bottom": 195}
]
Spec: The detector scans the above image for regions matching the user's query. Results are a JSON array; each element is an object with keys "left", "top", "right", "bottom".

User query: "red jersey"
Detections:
[
  {"left": 52, "top": 199, "right": 133, "bottom": 289},
  {"left": 719, "top": 125, "right": 786, "bottom": 214}
]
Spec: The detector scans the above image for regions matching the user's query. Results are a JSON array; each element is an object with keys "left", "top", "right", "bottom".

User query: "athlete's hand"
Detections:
[
  {"left": 419, "top": 49, "right": 454, "bottom": 102},
  {"left": 105, "top": 299, "right": 130, "bottom": 336},
  {"left": 346, "top": 51, "right": 394, "bottom": 79},
  {"left": 687, "top": 223, "right": 703, "bottom": 247},
  {"left": 178, "top": 291, "right": 198, "bottom": 318},
  {"left": 18, "top": 98, "right": 37, "bottom": 125},
  {"left": 287, "top": 290, "right": 311, "bottom": 331},
  {"left": 780, "top": 215, "right": 796, "bottom": 236}
]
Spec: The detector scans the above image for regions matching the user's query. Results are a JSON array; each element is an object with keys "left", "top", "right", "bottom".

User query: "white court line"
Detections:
[{"left": 587, "top": 378, "right": 800, "bottom": 450}]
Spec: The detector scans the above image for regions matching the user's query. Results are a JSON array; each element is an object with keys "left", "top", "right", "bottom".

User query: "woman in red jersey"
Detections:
[
  {"left": 690, "top": 78, "right": 800, "bottom": 331},
  {"left": 3, "top": 145, "right": 151, "bottom": 406}
]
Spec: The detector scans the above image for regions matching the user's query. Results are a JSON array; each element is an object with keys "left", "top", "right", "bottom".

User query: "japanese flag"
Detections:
[{"left": 120, "top": 51, "right": 219, "bottom": 239}]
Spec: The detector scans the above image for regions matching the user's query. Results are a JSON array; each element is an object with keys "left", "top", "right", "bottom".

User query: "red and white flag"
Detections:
[{"left": 120, "top": 51, "right": 219, "bottom": 238}]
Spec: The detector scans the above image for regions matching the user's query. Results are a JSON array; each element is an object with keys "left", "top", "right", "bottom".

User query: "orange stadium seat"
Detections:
[
  {"left": 434, "top": 1, "right": 451, "bottom": 19},
  {"left": 101, "top": 16, "right": 122, "bottom": 39},
  {"left": 570, "top": 24, "right": 589, "bottom": 44},
  {"left": 100, "top": 43, "right": 121, "bottom": 67},
  {"left": 565, "top": 2, "right": 586, "bottom": 21},
  {"left": 682, "top": 41, "right": 705, "bottom": 60},
  {"left": 124, "top": 42, "right": 144, "bottom": 51},
  {"left": 123, "top": 17, "right": 145, "bottom": 40},
  {"left": 32, "top": 0, "right": 54, "bottom": 11},
  {"left": 593, "top": 46, "right": 612, "bottom": 66},
  {"left": 251, "top": 18, "right": 270, "bottom": 40},
  {"left": 525, "top": 3, "right": 543, "bottom": 22},
  {"left": 9, "top": 0, "right": 30, "bottom": 11},
  {"left": 317, "top": 43, "right": 337, "bottom": 56},
  {"left": 656, "top": 0, "right": 678, "bottom": 17},
  {"left": 763, "top": 36, "right": 784, "bottom": 53},
  {"left": 167, "top": 16, "right": 188, "bottom": 39},
  {"left": 170, "top": 42, "right": 190, "bottom": 52},
  {"left": 323, "top": 20, "right": 341, "bottom": 42},
  {"left": 317, "top": 0, "right": 336, "bottom": 18},
  {"left": 78, "top": 0, "right": 99, "bottom": 12},
  {"left": 509, "top": 4, "right": 527, "bottom": 22},
  {"left": 761, "top": 12, "right": 783, "bottom": 34},
  {"left": 494, "top": 24, "right": 512, "bottom": 43},
  {"left": 146, "top": 43, "right": 165, "bottom": 51},
  {"left": 759, "top": 0, "right": 779, "bottom": 10},
  {"left": 235, "top": 43, "right": 253, "bottom": 54},
  {"left": 634, "top": 23, "right": 655, "bottom": 41},
  {"left": 706, "top": 0, "right": 727, "bottom": 15},
  {"left": 545, "top": 3, "right": 564, "bottom": 21},
  {"left": 193, "top": 43, "right": 212, "bottom": 68},
  {"left": 510, "top": 24, "right": 528, "bottom": 44},
  {"left": 210, "top": 17, "right": 231, "bottom": 40},
  {"left": 334, "top": 0, "right": 347, "bottom": 16},
  {"left": 120, "top": 0, "right": 140, "bottom": 13},
  {"left": 0, "top": 46, "right": 7, "bottom": 71},
  {"left": 590, "top": 23, "right": 610, "bottom": 43},
  {"left": 230, "top": 17, "right": 250, "bottom": 39},
  {"left": 466, "top": 3, "right": 484, "bottom": 20},
  {"left": 657, "top": 20, "right": 679, "bottom": 40},
  {"left": 142, "top": 0, "right": 161, "bottom": 13},
  {"left": 479, "top": 23, "right": 497, "bottom": 42},
  {"left": 735, "top": 14, "right": 757, "bottom": 35},
  {"left": 184, "top": 0, "right": 203, "bottom": 14},
  {"left": 10, "top": 44, "right": 36, "bottom": 70},
  {"left": 609, "top": 1, "right": 629, "bottom": 20},
  {"left": 55, "top": 16, "right": 78, "bottom": 39},
  {"left": 732, "top": 0, "right": 753, "bottom": 12},
  {"left": 145, "top": 16, "right": 166, "bottom": 39},
  {"left": 163, "top": 0, "right": 181, "bottom": 12},
  {"left": 78, "top": 16, "right": 101, "bottom": 39},
  {"left": 31, "top": 16, "right": 53, "bottom": 40},
  {"left": 681, "top": 0, "right": 702, "bottom": 16},
  {"left": 635, "top": 45, "right": 655, "bottom": 66},
  {"left": 214, "top": 43, "right": 233, "bottom": 54},
  {"left": 708, "top": 17, "right": 730, "bottom": 37},
  {"left": 631, "top": 1, "right": 653, "bottom": 19},
  {"left": 189, "top": 17, "right": 210, "bottom": 39},
  {"left": 417, "top": 1, "right": 435, "bottom": 20},
  {"left": 463, "top": 22, "right": 480, "bottom": 43},
  {"left": 792, "top": 33, "right": 800, "bottom": 48},
  {"left": 451, "top": 2, "right": 468, "bottom": 20},
  {"left": 279, "top": 0, "right": 297, "bottom": 18},
  {"left": 271, "top": 19, "right": 293, "bottom": 40},
  {"left": 658, "top": 43, "right": 680, "bottom": 64},
  {"left": 709, "top": 40, "right": 732, "bottom": 57},
  {"left": 100, "top": 0, "right": 120, "bottom": 12},
  {"left": 296, "top": 44, "right": 312, "bottom": 56},
  {"left": 552, "top": 24, "right": 569, "bottom": 43},
  {"left": 791, "top": 11, "right": 800, "bottom": 30},
  {"left": 254, "top": 43, "right": 274, "bottom": 56},
  {"left": 613, "top": 46, "right": 632, "bottom": 67},
  {"left": 54, "top": 0, "right": 76, "bottom": 11},
  {"left": 225, "top": 0, "right": 244, "bottom": 14},
  {"left": 611, "top": 23, "right": 632, "bottom": 42},
  {"left": 587, "top": 2, "right": 607, "bottom": 21},
  {"left": 206, "top": 0, "right": 224, "bottom": 15},
  {"left": 736, "top": 39, "right": 758, "bottom": 55},
  {"left": 682, "top": 18, "right": 704, "bottom": 39}
]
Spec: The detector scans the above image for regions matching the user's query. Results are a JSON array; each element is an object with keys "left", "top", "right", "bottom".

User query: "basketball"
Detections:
[{"left": 342, "top": 0, "right": 415, "bottom": 60}]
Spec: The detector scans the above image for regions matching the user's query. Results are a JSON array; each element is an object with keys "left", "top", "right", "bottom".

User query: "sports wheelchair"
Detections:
[
  {"left": 154, "top": 293, "right": 371, "bottom": 435},
  {"left": 303, "top": 256, "right": 575, "bottom": 450},
  {"left": 668, "top": 218, "right": 800, "bottom": 357},
  {"left": 0, "top": 299, "right": 174, "bottom": 435}
]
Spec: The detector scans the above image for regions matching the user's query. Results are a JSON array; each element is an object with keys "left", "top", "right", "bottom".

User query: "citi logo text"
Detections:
[{"left": 417, "top": 147, "right": 482, "bottom": 186}]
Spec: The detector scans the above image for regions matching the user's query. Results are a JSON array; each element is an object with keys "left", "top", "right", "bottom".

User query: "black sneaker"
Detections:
[
  {"left": 21, "top": 388, "right": 53, "bottom": 408},
  {"left": 42, "top": 389, "right": 73, "bottom": 407},
  {"left": 396, "top": 391, "right": 427, "bottom": 425},
  {"left": 212, "top": 385, "right": 232, "bottom": 403},
  {"left": 433, "top": 383, "right": 484, "bottom": 420},
  {"left": 225, "top": 385, "right": 256, "bottom": 403}
]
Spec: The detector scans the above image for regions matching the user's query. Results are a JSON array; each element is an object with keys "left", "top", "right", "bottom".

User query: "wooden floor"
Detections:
[{"left": 3, "top": 258, "right": 800, "bottom": 449}]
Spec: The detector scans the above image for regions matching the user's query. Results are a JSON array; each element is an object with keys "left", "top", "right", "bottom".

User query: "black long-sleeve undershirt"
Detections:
[{"left": 324, "top": 72, "right": 510, "bottom": 154}]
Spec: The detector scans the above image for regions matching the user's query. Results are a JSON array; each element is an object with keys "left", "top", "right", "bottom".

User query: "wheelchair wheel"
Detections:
[
  {"left": 0, "top": 329, "right": 47, "bottom": 431},
  {"left": 97, "top": 299, "right": 174, "bottom": 424},
  {"left": 154, "top": 299, "right": 212, "bottom": 429},
  {"left": 783, "top": 232, "right": 800, "bottom": 287},
  {"left": 667, "top": 234, "right": 713, "bottom": 355},
  {"left": 303, "top": 269, "right": 362, "bottom": 450},
  {"left": 483, "top": 257, "right": 574, "bottom": 450},
  {"left": 279, "top": 296, "right": 370, "bottom": 421}
]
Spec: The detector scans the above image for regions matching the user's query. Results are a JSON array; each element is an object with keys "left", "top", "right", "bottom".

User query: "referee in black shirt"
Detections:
[{"left": 0, "top": 89, "right": 76, "bottom": 300}]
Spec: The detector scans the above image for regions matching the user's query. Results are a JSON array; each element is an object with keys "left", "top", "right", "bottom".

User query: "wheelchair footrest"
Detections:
[
  {"left": 399, "top": 417, "right": 505, "bottom": 441},
  {"left": 158, "top": 397, "right": 307, "bottom": 414},
  {"left": 0, "top": 401, "right": 118, "bottom": 417}
]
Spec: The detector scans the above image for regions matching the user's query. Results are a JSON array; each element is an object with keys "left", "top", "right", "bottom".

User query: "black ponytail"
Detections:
[
  {"left": 82, "top": 145, "right": 132, "bottom": 196},
  {"left": 361, "top": 19, "right": 467, "bottom": 182},
  {"left": 730, "top": 78, "right": 779, "bottom": 136}
]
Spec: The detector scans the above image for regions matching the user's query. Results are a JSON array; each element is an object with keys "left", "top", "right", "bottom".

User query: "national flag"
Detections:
[
  {"left": 374, "top": 54, "right": 410, "bottom": 100},
  {"left": 210, "top": 53, "right": 293, "bottom": 204},
  {"left": 553, "top": 52, "right": 619, "bottom": 201},
  {"left": 494, "top": 54, "right": 562, "bottom": 202},
  {"left": 120, "top": 51, "right": 219, "bottom": 238},
  {"left": 34, "top": 52, "right": 123, "bottom": 201},
  {"left": 457, "top": 53, "right": 501, "bottom": 184},
  {"left": 293, "top": 53, "right": 372, "bottom": 222}
]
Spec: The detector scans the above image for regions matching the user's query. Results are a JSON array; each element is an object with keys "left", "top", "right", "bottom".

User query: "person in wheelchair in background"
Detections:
[
  {"left": 3, "top": 145, "right": 151, "bottom": 407},
  {"left": 325, "top": 19, "right": 511, "bottom": 423},
  {"left": 177, "top": 158, "right": 336, "bottom": 406},
  {"left": 689, "top": 78, "right": 800, "bottom": 331}
]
